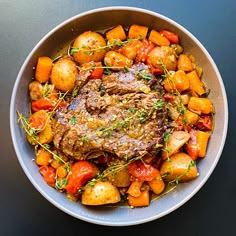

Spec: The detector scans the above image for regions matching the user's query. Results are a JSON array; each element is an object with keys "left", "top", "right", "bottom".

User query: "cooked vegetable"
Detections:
[
  {"left": 128, "top": 189, "right": 150, "bottom": 207},
  {"left": 50, "top": 56, "right": 78, "bottom": 92},
  {"left": 196, "top": 115, "right": 213, "bottom": 131},
  {"left": 163, "top": 70, "right": 189, "bottom": 92},
  {"left": 120, "top": 40, "right": 143, "bottom": 60},
  {"left": 65, "top": 161, "right": 99, "bottom": 196},
  {"left": 81, "top": 61, "right": 104, "bottom": 79},
  {"left": 128, "top": 24, "right": 148, "bottom": 39},
  {"left": 81, "top": 180, "right": 121, "bottom": 205},
  {"left": 148, "top": 46, "right": 177, "bottom": 72},
  {"left": 188, "top": 97, "right": 213, "bottom": 114},
  {"left": 72, "top": 31, "right": 106, "bottom": 64},
  {"left": 177, "top": 54, "right": 193, "bottom": 72},
  {"left": 128, "top": 160, "right": 159, "bottom": 181},
  {"left": 29, "top": 80, "right": 43, "bottom": 101},
  {"left": 147, "top": 171, "right": 165, "bottom": 195},
  {"left": 160, "top": 152, "right": 198, "bottom": 182},
  {"left": 187, "top": 70, "right": 206, "bottom": 96},
  {"left": 148, "top": 29, "right": 170, "bottom": 46},
  {"left": 127, "top": 179, "right": 143, "bottom": 197},
  {"left": 37, "top": 120, "right": 54, "bottom": 144},
  {"left": 160, "top": 30, "right": 179, "bottom": 44},
  {"left": 35, "top": 56, "right": 53, "bottom": 83},
  {"left": 104, "top": 51, "right": 133, "bottom": 70},
  {"left": 35, "top": 147, "right": 53, "bottom": 166},
  {"left": 162, "top": 131, "right": 190, "bottom": 159},
  {"left": 196, "top": 130, "right": 211, "bottom": 158},
  {"left": 106, "top": 24, "right": 126, "bottom": 41},
  {"left": 39, "top": 165, "right": 56, "bottom": 187},
  {"left": 107, "top": 167, "right": 131, "bottom": 187},
  {"left": 135, "top": 39, "right": 155, "bottom": 63}
]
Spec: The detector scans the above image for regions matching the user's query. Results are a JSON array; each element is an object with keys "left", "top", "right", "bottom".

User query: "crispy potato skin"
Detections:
[
  {"left": 73, "top": 31, "right": 106, "bottom": 64},
  {"left": 50, "top": 56, "right": 78, "bottom": 92}
]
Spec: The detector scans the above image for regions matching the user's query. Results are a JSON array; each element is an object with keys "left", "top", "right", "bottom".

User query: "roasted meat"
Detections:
[{"left": 53, "top": 63, "right": 167, "bottom": 160}]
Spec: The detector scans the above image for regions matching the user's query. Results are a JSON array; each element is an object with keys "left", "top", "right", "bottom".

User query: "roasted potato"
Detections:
[
  {"left": 104, "top": 51, "right": 133, "bottom": 70},
  {"left": 148, "top": 46, "right": 177, "bottom": 71},
  {"left": 81, "top": 180, "right": 121, "bottom": 205},
  {"left": 29, "top": 80, "right": 43, "bottom": 101},
  {"left": 50, "top": 56, "right": 78, "bottom": 92},
  {"left": 107, "top": 167, "right": 131, "bottom": 187},
  {"left": 162, "top": 131, "right": 190, "bottom": 159},
  {"left": 160, "top": 152, "right": 198, "bottom": 182},
  {"left": 73, "top": 31, "right": 106, "bottom": 64}
]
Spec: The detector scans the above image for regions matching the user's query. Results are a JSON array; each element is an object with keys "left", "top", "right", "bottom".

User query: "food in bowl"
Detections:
[{"left": 17, "top": 23, "right": 214, "bottom": 208}]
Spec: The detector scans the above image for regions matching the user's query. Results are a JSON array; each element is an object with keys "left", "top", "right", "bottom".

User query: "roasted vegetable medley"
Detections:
[{"left": 18, "top": 24, "right": 214, "bottom": 207}]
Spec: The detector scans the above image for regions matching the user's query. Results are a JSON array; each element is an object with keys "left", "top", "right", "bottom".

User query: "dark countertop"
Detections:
[{"left": 1, "top": 0, "right": 235, "bottom": 235}]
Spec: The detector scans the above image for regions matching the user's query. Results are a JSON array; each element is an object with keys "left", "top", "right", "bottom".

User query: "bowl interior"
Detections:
[{"left": 10, "top": 7, "right": 228, "bottom": 226}]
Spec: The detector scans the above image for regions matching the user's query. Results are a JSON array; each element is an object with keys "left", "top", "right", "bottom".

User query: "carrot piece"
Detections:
[
  {"left": 177, "top": 54, "right": 193, "bottom": 72},
  {"left": 128, "top": 24, "right": 148, "bottom": 39},
  {"left": 184, "top": 109, "right": 199, "bottom": 126},
  {"left": 127, "top": 179, "right": 143, "bottom": 197},
  {"left": 128, "top": 189, "right": 150, "bottom": 207},
  {"left": 120, "top": 40, "right": 143, "bottom": 60},
  {"left": 160, "top": 30, "right": 179, "bottom": 44},
  {"left": 148, "top": 29, "right": 170, "bottom": 46},
  {"left": 36, "top": 147, "right": 53, "bottom": 166},
  {"left": 106, "top": 25, "right": 126, "bottom": 41},
  {"left": 188, "top": 97, "right": 213, "bottom": 114},
  {"left": 196, "top": 130, "right": 211, "bottom": 158},
  {"left": 148, "top": 171, "right": 165, "bottom": 195},
  {"left": 35, "top": 56, "right": 53, "bottom": 83},
  {"left": 164, "top": 70, "right": 189, "bottom": 93},
  {"left": 187, "top": 70, "right": 206, "bottom": 96}
]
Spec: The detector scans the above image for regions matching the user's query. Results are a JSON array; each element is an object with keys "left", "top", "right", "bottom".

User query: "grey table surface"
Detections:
[{"left": 1, "top": 0, "right": 235, "bottom": 235}]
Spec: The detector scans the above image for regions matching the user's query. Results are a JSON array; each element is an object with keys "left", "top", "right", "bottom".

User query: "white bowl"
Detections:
[{"left": 10, "top": 6, "right": 228, "bottom": 226}]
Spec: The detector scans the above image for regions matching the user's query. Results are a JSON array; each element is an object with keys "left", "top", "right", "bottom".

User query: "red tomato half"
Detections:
[
  {"left": 128, "top": 160, "right": 159, "bottom": 181},
  {"left": 196, "top": 115, "right": 213, "bottom": 131},
  {"left": 65, "top": 161, "right": 99, "bottom": 196},
  {"left": 39, "top": 165, "right": 56, "bottom": 187},
  {"left": 160, "top": 30, "right": 179, "bottom": 44},
  {"left": 136, "top": 39, "right": 155, "bottom": 63}
]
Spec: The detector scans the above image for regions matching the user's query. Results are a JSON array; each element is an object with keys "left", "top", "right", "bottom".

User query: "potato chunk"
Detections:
[
  {"left": 160, "top": 152, "right": 198, "bottom": 182},
  {"left": 50, "top": 56, "right": 78, "bottom": 92},
  {"left": 81, "top": 180, "right": 121, "bottom": 205}
]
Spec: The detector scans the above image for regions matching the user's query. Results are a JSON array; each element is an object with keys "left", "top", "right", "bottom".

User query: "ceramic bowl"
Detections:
[{"left": 10, "top": 6, "right": 228, "bottom": 226}]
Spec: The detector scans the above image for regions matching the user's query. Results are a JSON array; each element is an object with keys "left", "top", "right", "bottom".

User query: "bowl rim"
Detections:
[{"left": 10, "top": 6, "right": 228, "bottom": 226}]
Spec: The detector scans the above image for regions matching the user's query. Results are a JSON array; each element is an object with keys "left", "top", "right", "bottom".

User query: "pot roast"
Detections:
[{"left": 53, "top": 63, "right": 167, "bottom": 160}]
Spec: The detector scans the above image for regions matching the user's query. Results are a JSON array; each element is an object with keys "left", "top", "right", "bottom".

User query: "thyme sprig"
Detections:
[{"left": 70, "top": 38, "right": 137, "bottom": 55}]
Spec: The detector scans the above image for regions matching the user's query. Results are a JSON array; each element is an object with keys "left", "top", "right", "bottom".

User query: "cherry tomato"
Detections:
[
  {"left": 160, "top": 30, "right": 179, "bottom": 44},
  {"left": 65, "top": 161, "right": 99, "bottom": 195},
  {"left": 31, "top": 98, "right": 56, "bottom": 112},
  {"left": 39, "top": 165, "right": 56, "bottom": 187},
  {"left": 128, "top": 160, "right": 159, "bottom": 181},
  {"left": 136, "top": 39, "right": 155, "bottom": 63},
  {"left": 196, "top": 115, "right": 213, "bottom": 131}
]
